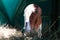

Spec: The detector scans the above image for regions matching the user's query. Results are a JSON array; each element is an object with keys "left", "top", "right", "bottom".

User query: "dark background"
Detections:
[{"left": 0, "top": 0, "right": 60, "bottom": 40}]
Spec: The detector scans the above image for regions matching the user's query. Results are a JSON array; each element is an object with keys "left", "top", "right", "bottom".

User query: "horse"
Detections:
[{"left": 23, "top": 4, "right": 42, "bottom": 38}]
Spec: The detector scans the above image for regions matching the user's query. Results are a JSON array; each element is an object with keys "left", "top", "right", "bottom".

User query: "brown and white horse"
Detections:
[{"left": 23, "top": 4, "right": 42, "bottom": 38}]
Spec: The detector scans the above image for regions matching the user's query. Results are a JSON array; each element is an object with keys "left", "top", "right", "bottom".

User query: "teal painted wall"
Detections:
[
  {"left": 2, "top": 0, "right": 22, "bottom": 22},
  {"left": 0, "top": 11, "right": 7, "bottom": 25}
]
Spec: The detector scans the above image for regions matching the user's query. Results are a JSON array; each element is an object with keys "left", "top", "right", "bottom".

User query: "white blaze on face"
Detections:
[
  {"left": 24, "top": 4, "right": 36, "bottom": 22},
  {"left": 24, "top": 4, "right": 36, "bottom": 32}
]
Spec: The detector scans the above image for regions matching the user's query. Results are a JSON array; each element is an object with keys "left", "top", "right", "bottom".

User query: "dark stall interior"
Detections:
[{"left": 0, "top": 0, "right": 60, "bottom": 40}]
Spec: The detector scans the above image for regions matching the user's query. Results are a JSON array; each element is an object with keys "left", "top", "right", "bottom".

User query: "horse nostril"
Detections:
[{"left": 25, "top": 22, "right": 28, "bottom": 27}]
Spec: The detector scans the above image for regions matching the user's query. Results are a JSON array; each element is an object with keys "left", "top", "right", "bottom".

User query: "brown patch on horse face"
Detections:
[
  {"left": 34, "top": 4, "right": 42, "bottom": 16},
  {"left": 30, "top": 4, "right": 42, "bottom": 30}
]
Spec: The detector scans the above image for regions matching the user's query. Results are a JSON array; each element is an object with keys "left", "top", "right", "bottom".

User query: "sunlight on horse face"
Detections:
[
  {"left": 24, "top": 4, "right": 42, "bottom": 38},
  {"left": 24, "top": 4, "right": 36, "bottom": 32},
  {"left": 24, "top": 4, "right": 36, "bottom": 22}
]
